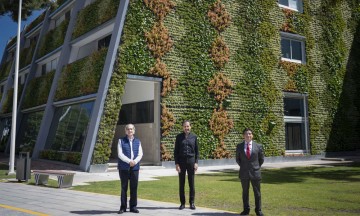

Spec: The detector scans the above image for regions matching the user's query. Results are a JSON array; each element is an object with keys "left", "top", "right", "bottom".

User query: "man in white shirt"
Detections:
[{"left": 117, "top": 124, "right": 143, "bottom": 214}]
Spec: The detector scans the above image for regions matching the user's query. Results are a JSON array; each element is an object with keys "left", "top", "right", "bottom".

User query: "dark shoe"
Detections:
[
  {"left": 190, "top": 203, "right": 196, "bottom": 210},
  {"left": 256, "top": 211, "right": 264, "bottom": 216},
  {"left": 130, "top": 208, "right": 139, "bottom": 213},
  {"left": 179, "top": 204, "right": 185, "bottom": 210},
  {"left": 117, "top": 209, "right": 125, "bottom": 214},
  {"left": 240, "top": 210, "right": 250, "bottom": 215}
]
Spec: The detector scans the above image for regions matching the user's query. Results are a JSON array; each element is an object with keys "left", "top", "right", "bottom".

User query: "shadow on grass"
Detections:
[
  {"left": 197, "top": 162, "right": 360, "bottom": 184},
  {"left": 262, "top": 162, "right": 360, "bottom": 184}
]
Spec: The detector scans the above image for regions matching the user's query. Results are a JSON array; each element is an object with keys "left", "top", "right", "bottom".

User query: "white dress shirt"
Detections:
[
  {"left": 244, "top": 141, "right": 252, "bottom": 154},
  {"left": 117, "top": 137, "right": 143, "bottom": 165}
]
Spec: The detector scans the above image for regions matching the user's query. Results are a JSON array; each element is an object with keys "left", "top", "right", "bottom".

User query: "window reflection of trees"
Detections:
[
  {"left": 49, "top": 101, "right": 94, "bottom": 152},
  {"left": 17, "top": 111, "right": 44, "bottom": 154},
  {"left": 0, "top": 118, "right": 11, "bottom": 152}
]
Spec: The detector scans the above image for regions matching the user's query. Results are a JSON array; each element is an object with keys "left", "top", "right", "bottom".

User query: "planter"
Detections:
[{"left": 88, "top": 164, "right": 109, "bottom": 173}]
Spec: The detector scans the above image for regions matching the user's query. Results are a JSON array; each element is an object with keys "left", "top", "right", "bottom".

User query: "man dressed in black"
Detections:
[{"left": 174, "top": 120, "right": 199, "bottom": 210}]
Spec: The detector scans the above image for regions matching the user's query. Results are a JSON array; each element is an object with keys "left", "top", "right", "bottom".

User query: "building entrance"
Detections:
[{"left": 111, "top": 77, "right": 161, "bottom": 165}]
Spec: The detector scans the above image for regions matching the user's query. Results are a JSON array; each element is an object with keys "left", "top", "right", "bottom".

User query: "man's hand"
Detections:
[
  {"left": 129, "top": 160, "right": 135, "bottom": 167},
  {"left": 176, "top": 164, "right": 181, "bottom": 173},
  {"left": 194, "top": 163, "right": 198, "bottom": 172}
]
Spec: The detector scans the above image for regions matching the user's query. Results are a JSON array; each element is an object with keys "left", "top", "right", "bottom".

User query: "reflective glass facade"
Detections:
[{"left": 46, "top": 101, "right": 94, "bottom": 152}]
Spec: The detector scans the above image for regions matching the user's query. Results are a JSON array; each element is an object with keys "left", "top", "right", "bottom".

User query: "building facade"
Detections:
[{"left": 0, "top": 0, "right": 359, "bottom": 171}]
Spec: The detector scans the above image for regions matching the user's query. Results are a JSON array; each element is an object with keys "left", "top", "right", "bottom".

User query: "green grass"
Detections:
[
  {"left": 71, "top": 163, "right": 360, "bottom": 216},
  {"left": 1, "top": 162, "right": 359, "bottom": 215}
]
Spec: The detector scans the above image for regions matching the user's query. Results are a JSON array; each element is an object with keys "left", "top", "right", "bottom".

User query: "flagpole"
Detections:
[{"left": 8, "top": 0, "right": 22, "bottom": 175}]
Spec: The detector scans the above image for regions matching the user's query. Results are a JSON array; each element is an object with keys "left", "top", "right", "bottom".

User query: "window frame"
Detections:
[
  {"left": 283, "top": 92, "right": 309, "bottom": 153},
  {"left": 278, "top": 0, "right": 303, "bottom": 13},
  {"left": 280, "top": 32, "right": 306, "bottom": 64}
]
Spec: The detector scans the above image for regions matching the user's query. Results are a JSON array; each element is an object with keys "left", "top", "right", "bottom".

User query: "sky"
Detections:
[{"left": 0, "top": 10, "right": 43, "bottom": 61}]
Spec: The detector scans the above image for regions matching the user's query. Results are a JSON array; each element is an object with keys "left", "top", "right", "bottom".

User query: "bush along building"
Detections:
[{"left": 0, "top": 0, "right": 359, "bottom": 172}]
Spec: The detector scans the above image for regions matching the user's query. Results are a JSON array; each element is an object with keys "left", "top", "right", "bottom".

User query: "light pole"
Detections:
[{"left": 8, "top": 0, "right": 22, "bottom": 175}]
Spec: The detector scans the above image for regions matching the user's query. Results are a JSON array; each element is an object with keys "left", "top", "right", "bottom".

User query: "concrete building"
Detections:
[{"left": 0, "top": 0, "right": 359, "bottom": 171}]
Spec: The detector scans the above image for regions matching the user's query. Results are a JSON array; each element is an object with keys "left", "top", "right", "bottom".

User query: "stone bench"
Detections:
[{"left": 32, "top": 170, "right": 76, "bottom": 188}]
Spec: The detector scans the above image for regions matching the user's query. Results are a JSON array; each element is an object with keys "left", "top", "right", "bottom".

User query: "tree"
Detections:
[{"left": 0, "top": 0, "right": 50, "bottom": 22}]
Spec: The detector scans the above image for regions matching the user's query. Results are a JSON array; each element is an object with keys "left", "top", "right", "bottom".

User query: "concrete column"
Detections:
[
  {"left": 79, "top": 0, "right": 130, "bottom": 171},
  {"left": 32, "top": 0, "right": 86, "bottom": 159}
]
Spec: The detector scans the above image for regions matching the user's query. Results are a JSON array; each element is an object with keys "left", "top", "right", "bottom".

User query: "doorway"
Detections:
[{"left": 111, "top": 76, "right": 161, "bottom": 165}]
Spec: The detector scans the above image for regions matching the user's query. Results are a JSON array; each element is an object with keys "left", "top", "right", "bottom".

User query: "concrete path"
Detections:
[{"left": 0, "top": 182, "right": 236, "bottom": 216}]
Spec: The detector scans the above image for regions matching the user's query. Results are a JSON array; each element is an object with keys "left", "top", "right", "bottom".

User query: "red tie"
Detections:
[{"left": 246, "top": 143, "right": 251, "bottom": 159}]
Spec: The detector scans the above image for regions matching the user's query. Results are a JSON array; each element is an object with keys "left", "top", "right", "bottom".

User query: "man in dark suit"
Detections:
[
  {"left": 117, "top": 124, "right": 143, "bottom": 214},
  {"left": 236, "top": 128, "right": 265, "bottom": 216},
  {"left": 174, "top": 120, "right": 199, "bottom": 210}
]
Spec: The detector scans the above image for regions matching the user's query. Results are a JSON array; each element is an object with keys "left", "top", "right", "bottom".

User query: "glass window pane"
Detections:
[
  {"left": 51, "top": 58, "right": 57, "bottom": 71},
  {"left": 136, "top": 101, "right": 154, "bottom": 124},
  {"left": 281, "top": 38, "right": 291, "bottom": 59},
  {"left": 291, "top": 40, "right": 302, "bottom": 61},
  {"left": 279, "top": 0, "right": 289, "bottom": 6},
  {"left": 47, "top": 101, "right": 94, "bottom": 152},
  {"left": 0, "top": 118, "right": 11, "bottom": 152},
  {"left": 118, "top": 100, "right": 154, "bottom": 125},
  {"left": 284, "top": 98, "right": 303, "bottom": 116},
  {"left": 16, "top": 111, "right": 44, "bottom": 154},
  {"left": 289, "top": 0, "right": 299, "bottom": 10}
]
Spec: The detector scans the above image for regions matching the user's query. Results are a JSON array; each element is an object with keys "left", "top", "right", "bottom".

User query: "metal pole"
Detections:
[{"left": 8, "top": 0, "right": 22, "bottom": 175}]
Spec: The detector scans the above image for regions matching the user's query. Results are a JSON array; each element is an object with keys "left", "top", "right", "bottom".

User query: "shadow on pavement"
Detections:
[
  {"left": 70, "top": 210, "right": 118, "bottom": 214},
  {"left": 137, "top": 206, "right": 178, "bottom": 210},
  {"left": 192, "top": 212, "right": 239, "bottom": 215}
]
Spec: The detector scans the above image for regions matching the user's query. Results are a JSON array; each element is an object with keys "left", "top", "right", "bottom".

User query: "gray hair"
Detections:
[{"left": 125, "top": 124, "right": 135, "bottom": 133}]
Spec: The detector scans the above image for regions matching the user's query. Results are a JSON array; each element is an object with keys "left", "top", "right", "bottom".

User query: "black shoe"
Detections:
[
  {"left": 130, "top": 208, "right": 139, "bottom": 213},
  {"left": 179, "top": 204, "right": 185, "bottom": 210},
  {"left": 190, "top": 203, "right": 196, "bottom": 210},
  {"left": 256, "top": 211, "right": 264, "bottom": 216},
  {"left": 117, "top": 209, "right": 125, "bottom": 214},
  {"left": 240, "top": 210, "right": 250, "bottom": 215}
]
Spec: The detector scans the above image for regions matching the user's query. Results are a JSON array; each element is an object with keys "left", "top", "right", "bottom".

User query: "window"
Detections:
[
  {"left": 281, "top": 32, "right": 306, "bottom": 64},
  {"left": 16, "top": 111, "right": 44, "bottom": 154},
  {"left": 41, "top": 58, "right": 58, "bottom": 76},
  {"left": 118, "top": 101, "right": 154, "bottom": 125},
  {"left": 98, "top": 35, "right": 112, "bottom": 50},
  {"left": 54, "top": 15, "right": 65, "bottom": 28},
  {"left": 283, "top": 93, "right": 308, "bottom": 152},
  {"left": 279, "top": 0, "right": 303, "bottom": 12},
  {"left": 46, "top": 101, "right": 95, "bottom": 152},
  {"left": 41, "top": 64, "right": 47, "bottom": 76},
  {"left": 0, "top": 117, "right": 11, "bottom": 152}
]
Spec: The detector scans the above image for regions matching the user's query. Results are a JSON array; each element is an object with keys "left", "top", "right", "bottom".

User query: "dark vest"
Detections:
[{"left": 117, "top": 136, "right": 140, "bottom": 171}]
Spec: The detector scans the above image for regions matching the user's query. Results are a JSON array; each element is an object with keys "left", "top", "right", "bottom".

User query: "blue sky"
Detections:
[{"left": 0, "top": 10, "right": 43, "bottom": 61}]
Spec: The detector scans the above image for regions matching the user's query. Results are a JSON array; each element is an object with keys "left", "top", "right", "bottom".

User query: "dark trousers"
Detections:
[
  {"left": 119, "top": 169, "right": 139, "bottom": 210},
  {"left": 241, "top": 178, "right": 262, "bottom": 212},
  {"left": 178, "top": 162, "right": 195, "bottom": 205}
]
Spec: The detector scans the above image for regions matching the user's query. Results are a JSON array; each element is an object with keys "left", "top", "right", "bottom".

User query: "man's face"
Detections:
[
  {"left": 243, "top": 130, "right": 253, "bottom": 143},
  {"left": 183, "top": 122, "right": 191, "bottom": 134},
  {"left": 125, "top": 126, "right": 135, "bottom": 137}
]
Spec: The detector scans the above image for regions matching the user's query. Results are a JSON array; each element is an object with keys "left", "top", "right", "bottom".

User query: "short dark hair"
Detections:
[
  {"left": 243, "top": 128, "right": 253, "bottom": 134},
  {"left": 182, "top": 120, "right": 191, "bottom": 126}
]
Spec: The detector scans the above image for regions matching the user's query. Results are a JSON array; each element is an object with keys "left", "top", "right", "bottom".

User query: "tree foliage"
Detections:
[{"left": 0, "top": 0, "right": 49, "bottom": 22}]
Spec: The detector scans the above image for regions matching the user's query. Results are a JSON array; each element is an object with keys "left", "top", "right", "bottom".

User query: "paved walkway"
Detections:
[{"left": 0, "top": 155, "right": 359, "bottom": 215}]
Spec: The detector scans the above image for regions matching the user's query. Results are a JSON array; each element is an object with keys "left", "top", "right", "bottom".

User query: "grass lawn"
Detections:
[{"left": 71, "top": 163, "right": 360, "bottom": 216}]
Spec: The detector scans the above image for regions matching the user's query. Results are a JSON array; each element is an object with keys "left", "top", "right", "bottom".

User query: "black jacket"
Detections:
[
  {"left": 174, "top": 132, "right": 199, "bottom": 164},
  {"left": 235, "top": 141, "right": 264, "bottom": 180}
]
